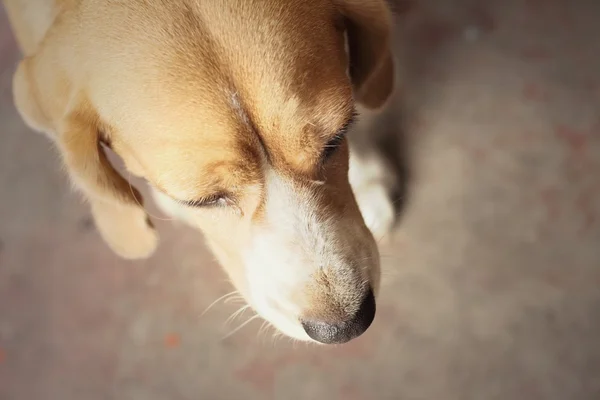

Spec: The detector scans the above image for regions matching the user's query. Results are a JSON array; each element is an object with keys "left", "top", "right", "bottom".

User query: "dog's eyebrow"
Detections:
[
  {"left": 339, "top": 110, "right": 358, "bottom": 135},
  {"left": 321, "top": 110, "right": 357, "bottom": 161},
  {"left": 326, "top": 109, "right": 357, "bottom": 141},
  {"left": 326, "top": 108, "right": 358, "bottom": 140}
]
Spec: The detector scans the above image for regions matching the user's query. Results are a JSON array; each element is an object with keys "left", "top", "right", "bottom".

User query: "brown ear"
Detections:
[
  {"left": 337, "top": 0, "right": 396, "bottom": 109},
  {"left": 13, "top": 60, "right": 158, "bottom": 259},
  {"left": 60, "top": 112, "right": 159, "bottom": 259}
]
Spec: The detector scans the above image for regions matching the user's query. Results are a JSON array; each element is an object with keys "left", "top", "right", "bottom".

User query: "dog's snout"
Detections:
[{"left": 301, "top": 289, "right": 376, "bottom": 344}]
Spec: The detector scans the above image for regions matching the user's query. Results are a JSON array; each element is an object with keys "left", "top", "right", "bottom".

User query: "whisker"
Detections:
[
  {"left": 223, "top": 295, "right": 246, "bottom": 305},
  {"left": 257, "top": 320, "right": 269, "bottom": 336},
  {"left": 257, "top": 320, "right": 274, "bottom": 345},
  {"left": 222, "top": 315, "right": 261, "bottom": 340},
  {"left": 271, "top": 328, "right": 287, "bottom": 347},
  {"left": 224, "top": 304, "right": 251, "bottom": 326},
  {"left": 200, "top": 290, "right": 241, "bottom": 317}
]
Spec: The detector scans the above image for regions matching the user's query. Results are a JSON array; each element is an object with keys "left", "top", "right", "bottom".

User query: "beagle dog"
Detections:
[{"left": 4, "top": 0, "right": 398, "bottom": 344}]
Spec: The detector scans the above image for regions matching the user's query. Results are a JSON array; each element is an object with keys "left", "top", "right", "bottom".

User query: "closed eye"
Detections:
[
  {"left": 321, "top": 110, "right": 357, "bottom": 161},
  {"left": 322, "top": 133, "right": 346, "bottom": 160},
  {"left": 179, "top": 192, "right": 232, "bottom": 208}
]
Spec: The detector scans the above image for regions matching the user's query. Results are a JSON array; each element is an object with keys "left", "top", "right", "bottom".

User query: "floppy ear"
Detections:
[
  {"left": 13, "top": 59, "right": 158, "bottom": 259},
  {"left": 336, "top": 0, "right": 395, "bottom": 109}
]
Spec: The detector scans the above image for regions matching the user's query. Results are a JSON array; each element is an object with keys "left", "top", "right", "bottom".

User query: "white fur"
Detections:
[
  {"left": 152, "top": 162, "right": 384, "bottom": 341},
  {"left": 151, "top": 121, "right": 395, "bottom": 341},
  {"left": 243, "top": 169, "right": 348, "bottom": 340},
  {"left": 348, "top": 141, "right": 397, "bottom": 241}
]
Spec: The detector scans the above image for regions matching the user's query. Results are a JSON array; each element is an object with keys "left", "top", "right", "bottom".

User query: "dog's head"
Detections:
[{"left": 15, "top": 0, "right": 394, "bottom": 343}]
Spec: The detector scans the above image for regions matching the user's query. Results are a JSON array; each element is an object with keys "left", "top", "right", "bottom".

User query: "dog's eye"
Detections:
[
  {"left": 181, "top": 193, "right": 231, "bottom": 208},
  {"left": 322, "top": 133, "right": 346, "bottom": 160},
  {"left": 321, "top": 111, "right": 357, "bottom": 161}
]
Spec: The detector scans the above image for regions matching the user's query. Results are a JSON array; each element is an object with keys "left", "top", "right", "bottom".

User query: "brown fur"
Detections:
[{"left": 4, "top": 0, "right": 394, "bottom": 337}]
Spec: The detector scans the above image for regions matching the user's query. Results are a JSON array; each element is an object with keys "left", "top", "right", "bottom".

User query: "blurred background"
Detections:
[{"left": 1, "top": 0, "right": 600, "bottom": 399}]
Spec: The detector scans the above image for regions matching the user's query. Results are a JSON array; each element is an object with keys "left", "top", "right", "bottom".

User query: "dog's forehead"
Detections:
[
  {"left": 112, "top": 0, "right": 353, "bottom": 195},
  {"left": 169, "top": 2, "right": 352, "bottom": 170},
  {"left": 212, "top": 10, "right": 353, "bottom": 172}
]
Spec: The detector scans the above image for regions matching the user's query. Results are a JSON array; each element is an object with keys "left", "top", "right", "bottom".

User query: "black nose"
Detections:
[{"left": 301, "top": 289, "right": 376, "bottom": 344}]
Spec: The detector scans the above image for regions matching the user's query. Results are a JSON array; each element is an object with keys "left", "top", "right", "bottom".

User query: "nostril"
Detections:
[
  {"left": 301, "top": 289, "right": 376, "bottom": 344},
  {"left": 353, "top": 288, "right": 376, "bottom": 332},
  {"left": 301, "top": 320, "right": 344, "bottom": 344}
]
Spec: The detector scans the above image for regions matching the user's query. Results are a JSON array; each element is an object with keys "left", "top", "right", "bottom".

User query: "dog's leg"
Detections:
[{"left": 348, "top": 107, "right": 398, "bottom": 241}]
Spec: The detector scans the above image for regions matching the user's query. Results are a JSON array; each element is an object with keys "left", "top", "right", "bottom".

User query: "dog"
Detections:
[{"left": 4, "top": 0, "right": 398, "bottom": 344}]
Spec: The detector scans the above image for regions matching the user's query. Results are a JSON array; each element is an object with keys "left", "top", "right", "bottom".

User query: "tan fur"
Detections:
[{"left": 5, "top": 0, "right": 395, "bottom": 341}]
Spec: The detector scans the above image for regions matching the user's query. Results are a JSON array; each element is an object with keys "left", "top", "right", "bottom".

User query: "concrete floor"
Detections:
[{"left": 1, "top": 0, "right": 600, "bottom": 399}]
